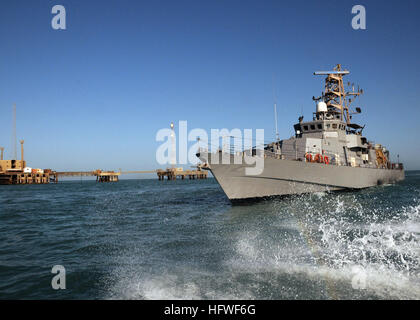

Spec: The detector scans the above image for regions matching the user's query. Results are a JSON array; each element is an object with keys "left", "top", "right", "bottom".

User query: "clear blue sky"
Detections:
[{"left": 1, "top": 0, "right": 419, "bottom": 171}]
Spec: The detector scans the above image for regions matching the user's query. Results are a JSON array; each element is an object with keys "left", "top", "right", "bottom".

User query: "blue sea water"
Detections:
[{"left": 0, "top": 172, "right": 419, "bottom": 299}]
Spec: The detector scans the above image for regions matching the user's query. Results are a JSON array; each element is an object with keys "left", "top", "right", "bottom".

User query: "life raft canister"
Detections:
[
  {"left": 324, "top": 156, "right": 330, "bottom": 165},
  {"left": 314, "top": 154, "right": 323, "bottom": 163},
  {"left": 305, "top": 153, "right": 312, "bottom": 162}
]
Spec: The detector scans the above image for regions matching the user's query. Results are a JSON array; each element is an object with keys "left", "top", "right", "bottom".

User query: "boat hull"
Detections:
[{"left": 199, "top": 152, "right": 405, "bottom": 201}]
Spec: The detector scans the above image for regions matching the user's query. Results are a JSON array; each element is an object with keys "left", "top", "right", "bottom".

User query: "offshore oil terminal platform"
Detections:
[
  {"left": 0, "top": 109, "right": 206, "bottom": 185},
  {"left": 0, "top": 142, "right": 206, "bottom": 185}
]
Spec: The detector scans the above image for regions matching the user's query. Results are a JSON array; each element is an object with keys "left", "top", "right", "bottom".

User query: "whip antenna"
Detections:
[{"left": 273, "top": 76, "right": 280, "bottom": 142}]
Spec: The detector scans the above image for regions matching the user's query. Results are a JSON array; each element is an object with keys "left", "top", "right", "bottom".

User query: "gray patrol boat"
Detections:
[{"left": 197, "top": 64, "right": 405, "bottom": 202}]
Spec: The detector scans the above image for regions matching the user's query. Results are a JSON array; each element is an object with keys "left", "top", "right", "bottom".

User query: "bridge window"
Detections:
[
  {"left": 332, "top": 124, "right": 337, "bottom": 129},
  {"left": 303, "top": 125, "right": 308, "bottom": 131},
  {"left": 310, "top": 124, "right": 315, "bottom": 130},
  {"left": 317, "top": 124, "right": 323, "bottom": 129}
]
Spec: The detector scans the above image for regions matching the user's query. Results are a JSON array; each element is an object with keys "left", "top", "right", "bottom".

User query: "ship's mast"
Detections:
[{"left": 313, "top": 64, "right": 363, "bottom": 125}]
